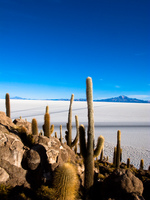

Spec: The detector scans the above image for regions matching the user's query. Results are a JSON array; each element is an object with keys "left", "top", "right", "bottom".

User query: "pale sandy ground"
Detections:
[{"left": 0, "top": 99, "right": 150, "bottom": 169}]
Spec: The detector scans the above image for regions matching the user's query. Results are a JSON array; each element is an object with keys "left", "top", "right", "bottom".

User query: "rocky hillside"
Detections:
[{"left": 0, "top": 111, "right": 150, "bottom": 200}]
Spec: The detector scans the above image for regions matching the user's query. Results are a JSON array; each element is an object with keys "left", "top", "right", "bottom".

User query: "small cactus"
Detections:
[
  {"left": 50, "top": 163, "right": 79, "bottom": 200},
  {"left": 43, "top": 113, "right": 50, "bottom": 137},
  {"left": 5, "top": 93, "right": 10, "bottom": 118},
  {"left": 55, "top": 132, "right": 58, "bottom": 138},
  {"left": 32, "top": 118, "right": 38, "bottom": 135},
  {"left": 59, "top": 125, "right": 63, "bottom": 144},
  {"left": 140, "top": 159, "right": 144, "bottom": 170},
  {"left": 127, "top": 158, "right": 130, "bottom": 168}
]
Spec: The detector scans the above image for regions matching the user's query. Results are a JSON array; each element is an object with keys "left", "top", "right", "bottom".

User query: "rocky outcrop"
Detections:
[
  {"left": 102, "top": 169, "right": 144, "bottom": 200},
  {"left": 0, "top": 112, "right": 81, "bottom": 189}
]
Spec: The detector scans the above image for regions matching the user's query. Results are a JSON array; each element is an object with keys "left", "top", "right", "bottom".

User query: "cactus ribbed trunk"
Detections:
[
  {"left": 67, "top": 94, "right": 74, "bottom": 147},
  {"left": 5, "top": 93, "right": 10, "bottom": 118},
  {"left": 85, "top": 77, "right": 94, "bottom": 190},
  {"left": 116, "top": 130, "right": 121, "bottom": 168}
]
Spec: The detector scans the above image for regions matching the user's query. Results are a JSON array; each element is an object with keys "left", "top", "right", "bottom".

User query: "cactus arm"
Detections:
[
  {"left": 94, "top": 135, "right": 104, "bottom": 158},
  {"left": 79, "top": 124, "right": 87, "bottom": 158},
  {"left": 67, "top": 94, "right": 74, "bottom": 147},
  {"left": 50, "top": 124, "right": 54, "bottom": 135},
  {"left": 71, "top": 115, "right": 79, "bottom": 148}
]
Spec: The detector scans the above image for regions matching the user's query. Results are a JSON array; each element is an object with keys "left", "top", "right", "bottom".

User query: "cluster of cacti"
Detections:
[
  {"left": 65, "top": 94, "right": 79, "bottom": 149},
  {"left": 79, "top": 77, "right": 105, "bottom": 193},
  {"left": 5, "top": 93, "right": 11, "bottom": 118},
  {"left": 49, "top": 162, "right": 79, "bottom": 200}
]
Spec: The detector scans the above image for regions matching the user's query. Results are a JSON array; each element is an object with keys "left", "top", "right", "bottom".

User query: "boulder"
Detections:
[{"left": 102, "top": 169, "right": 144, "bottom": 200}]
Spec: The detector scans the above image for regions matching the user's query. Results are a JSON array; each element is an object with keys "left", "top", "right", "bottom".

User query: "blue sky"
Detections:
[{"left": 0, "top": 0, "right": 149, "bottom": 100}]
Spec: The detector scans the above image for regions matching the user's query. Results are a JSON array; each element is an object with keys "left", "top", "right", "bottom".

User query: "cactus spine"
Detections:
[
  {"left": 65, "top": 95, "right": 79, "bottom": 148},
  {"left": 5, "top": 93, "right": 10, "bottom": 118},
  {"left": 32, "top": 118, "right": 38, "bottom": 135},
  {"left": 116, "top": 130, "right": 121, "bottom": 168},
  {"left": 50, "top": 163, "right": 79, "bottom": 200},
  {"left": 79, "top": 77, "right": 105, "bottom": 192}
]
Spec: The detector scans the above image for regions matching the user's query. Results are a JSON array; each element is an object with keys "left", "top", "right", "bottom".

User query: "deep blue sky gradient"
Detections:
[{"left": 0, "top": 0, "right": 149, "bottom": 99}]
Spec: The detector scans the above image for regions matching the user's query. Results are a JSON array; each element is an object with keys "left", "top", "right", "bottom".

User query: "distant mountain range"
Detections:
[{"left": 10, "top": 95, "right": 150, "bottom": 103}]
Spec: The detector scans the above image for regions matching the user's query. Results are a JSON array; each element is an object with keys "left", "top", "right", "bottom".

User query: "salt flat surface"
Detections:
[{"left": 0, "top": 99, "right": 150, "bottom": 169}]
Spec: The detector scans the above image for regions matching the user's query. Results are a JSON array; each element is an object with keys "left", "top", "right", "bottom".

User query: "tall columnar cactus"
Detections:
[
  {"left": 5, "top": 93, "right": 10, "bottom": 118},
  {"left": 79, "top": 77, "right": 105, "bottom": 192},
  {"left": 116, "top": 130, "right": 121, "bottom": 168},
  {"left": 50, "top": 163, "right": 79, "bottom": 200},
  {"left": 32, "top": 118, "right": 38, "bottom": 135}
]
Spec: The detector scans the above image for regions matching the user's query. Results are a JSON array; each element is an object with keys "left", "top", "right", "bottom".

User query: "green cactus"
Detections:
[
  {"left": 140, "top": 159, "right": 144, "bottom": 170},
  {"left": 116, "top": 130, "right": 121, "bottom": 168},
  {"left": 79, "top": 125, "right": 104, "bottom": 190},
  {"left": 60, "top": 125, "right": 63, "bottom": 144},
  {"left": 43, "top": 113, "right": 50, "bottom": 137},
  {"left": 5, "top": 93, "right": 10, "bottom": 118},
  {"left": 65, "top": 95, "right": 79, "bottom": 148},
  {"left": 49, "top": 163, "right": 79, "bottom": 200},
  {"left": 79, "top": 77, "right": 105, "bottom": 193},
  {"left": 32, "top": 118, "right": 38, "bottom": 135},
  {"left": 55, "top": 131, "right": 58, "bottom": 138},
  {"left": 127, "top": 158, "right": 130, "bottom": 168}
]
